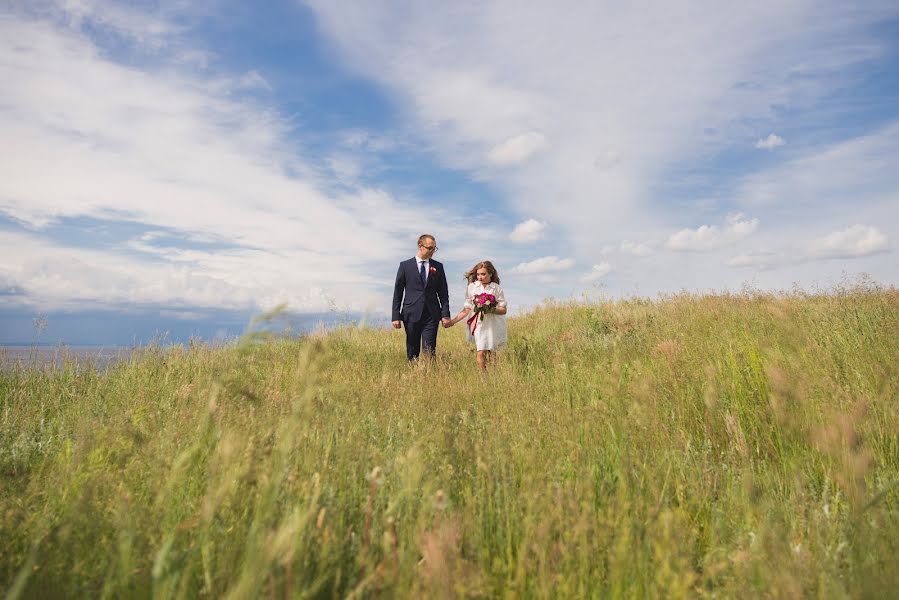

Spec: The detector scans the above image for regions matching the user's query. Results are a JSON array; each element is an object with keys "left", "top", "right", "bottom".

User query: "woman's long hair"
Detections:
[{"left": 464, "top": 260, "right": 500, "bottom": 284}]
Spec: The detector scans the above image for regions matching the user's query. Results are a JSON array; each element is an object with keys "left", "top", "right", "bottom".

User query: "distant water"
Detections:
[{"left": 0, "top": 346, "right": 135, "bottom": 372}]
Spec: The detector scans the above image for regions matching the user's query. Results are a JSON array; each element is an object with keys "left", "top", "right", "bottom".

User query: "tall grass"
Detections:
[{"left": 2, "top": 285, "right": 897, "bottom": 598}]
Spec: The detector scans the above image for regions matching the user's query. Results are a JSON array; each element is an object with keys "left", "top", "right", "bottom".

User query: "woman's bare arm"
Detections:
[{"left": 451, "top": 307, "right": 472, "bottom": 324}]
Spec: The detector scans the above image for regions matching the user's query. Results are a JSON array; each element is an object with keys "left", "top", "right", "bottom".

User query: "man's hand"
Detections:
[
  {"left": 442, "top": 318, "right": 452, "bottom": 328},
  {"left": 392, "top": 320, "right": 402, "bottom": 329}
]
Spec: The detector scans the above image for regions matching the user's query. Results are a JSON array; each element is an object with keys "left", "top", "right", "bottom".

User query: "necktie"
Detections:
[{"left": 419, "top": 261, "right": 426, "bottom": 285}]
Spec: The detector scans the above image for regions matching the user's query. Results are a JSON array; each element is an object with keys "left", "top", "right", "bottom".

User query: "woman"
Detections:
[{"left": 447, "top": 261, "right": 507, "bottom": 371}]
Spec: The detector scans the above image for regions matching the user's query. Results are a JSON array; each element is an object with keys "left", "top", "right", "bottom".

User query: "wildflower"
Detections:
[{"left": 433, "top": 489, "right": 447, "bottom": 511}]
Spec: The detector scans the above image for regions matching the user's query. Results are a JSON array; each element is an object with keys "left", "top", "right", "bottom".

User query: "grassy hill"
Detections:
[{"left": 2, "top": 286, "right": 898, "bottom": 598}]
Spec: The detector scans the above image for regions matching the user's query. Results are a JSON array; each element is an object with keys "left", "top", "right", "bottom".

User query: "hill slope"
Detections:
[{"left": 2, "top": 287, "right": 898, "bottom": 598}]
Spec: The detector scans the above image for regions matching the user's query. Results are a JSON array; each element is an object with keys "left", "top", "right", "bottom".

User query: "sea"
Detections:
[{"left": 1, "top": 345, "right": 138, "bottom": 372}]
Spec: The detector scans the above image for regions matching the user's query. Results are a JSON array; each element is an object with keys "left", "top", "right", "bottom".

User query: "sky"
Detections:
[{"left": 1, "top": 0, "right": 898, "bottom": 345}]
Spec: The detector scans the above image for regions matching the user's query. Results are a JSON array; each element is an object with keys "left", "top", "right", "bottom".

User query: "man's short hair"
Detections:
[{"left": 418, "top": 234, "right": 435, "bottom": 247}]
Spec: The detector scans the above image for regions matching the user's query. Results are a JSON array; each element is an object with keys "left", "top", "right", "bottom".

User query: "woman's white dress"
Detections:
[{"left": 463, "top": 281, "right": 507, "bottom": 351}]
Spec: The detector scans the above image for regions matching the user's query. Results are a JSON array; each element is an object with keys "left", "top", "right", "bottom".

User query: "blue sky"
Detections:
[{"left": 1, "top": 1, "right": 897, "bottom": 345}]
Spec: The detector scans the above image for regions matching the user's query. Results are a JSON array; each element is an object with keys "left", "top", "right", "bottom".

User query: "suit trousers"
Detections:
[{"left": 404, "top": 305, "right": 439, "bottom": 360}]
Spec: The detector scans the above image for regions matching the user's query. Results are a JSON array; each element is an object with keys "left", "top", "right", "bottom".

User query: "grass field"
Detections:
[{"left": 2, "top": 285, "right": 898, "bottom": 598}]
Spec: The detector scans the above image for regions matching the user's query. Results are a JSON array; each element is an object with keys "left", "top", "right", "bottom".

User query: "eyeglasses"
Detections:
[{"left": 420, "top": 245, "right": 438, "bottom": 251}]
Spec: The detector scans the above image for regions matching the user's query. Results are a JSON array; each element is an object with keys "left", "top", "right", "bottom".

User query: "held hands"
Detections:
[{"left": 392, "top": 320, "right": 402, "bottom": 329}]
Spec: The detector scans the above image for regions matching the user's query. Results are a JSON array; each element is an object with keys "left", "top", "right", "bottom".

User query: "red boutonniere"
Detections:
[{"left": 429, "top": 266, "right": 437, "bottom": 274}]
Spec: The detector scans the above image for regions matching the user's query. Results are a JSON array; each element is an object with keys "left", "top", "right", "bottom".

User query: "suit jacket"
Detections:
[{"left": 392, "top": 258, "right": 450, "bottom": 323}]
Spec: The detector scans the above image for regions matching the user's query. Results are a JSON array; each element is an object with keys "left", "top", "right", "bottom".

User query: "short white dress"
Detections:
[{"left": 463, "top": 281, "right": 508, "bottom": 351}]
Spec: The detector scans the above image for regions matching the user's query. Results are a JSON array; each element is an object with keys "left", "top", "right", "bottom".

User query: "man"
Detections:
[{"left": 392, "top": 234, "right": 451, "bottom": 361}]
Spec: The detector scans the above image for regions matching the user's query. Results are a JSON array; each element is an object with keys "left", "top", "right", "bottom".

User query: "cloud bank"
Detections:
[
  {"left": 305, "top": 0, "right": 899, "bottom": 250},
  {"left": 809, "top": 225, "right": 889, "bottom": 259},
  {"left": 510, "top": 256, "right": 574, "bottom": 275},
  {"left": 0, "top": 6, "right": 489, "bottom": 314},
  {"left": 666, "top": 214, "right": 760, "bottom": 252}
]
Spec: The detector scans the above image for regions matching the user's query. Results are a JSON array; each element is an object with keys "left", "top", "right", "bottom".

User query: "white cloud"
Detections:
[
  {"left": 726, "top": 253, "right": 763, "bottom": 268},
  {"left": 488, "top": 131, "right": 546, "bottom": 165},
  {"left": 509, "top": 218, "right": 546, "bottom": 243},
  {"left": 666, "top": 214, "right": 759, "bottom": 251},
  {"left": 139, "top": 231, "right": 167, "bottom": 243},
  {"left": 809, "top": 225, "right": 889, "bottom": 258},
  {"left": 620, "top": 240, "right": 655, "bottom": 257},
  {"left": 725, "top": 251, "right": 797, "bottom": 270},
  {"left": 510, "top": 256, "right": 574, "bottom": 275},
  {"left": 0, "top": 230, "right": 373, "bottom": 313},
  {"left": 755, "top": 133, "right": 785, "bottom": 150},
  {"left": 581, "top": 262, "right": 613, "bottom": 282},
  {"left": 727, "top": 225, "right": 889, "bottom": 270}
]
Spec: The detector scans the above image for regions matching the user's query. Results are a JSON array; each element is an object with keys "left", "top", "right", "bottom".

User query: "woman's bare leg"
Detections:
[{"left": 476, "top": 350, "right": 487, "bottom": 371}]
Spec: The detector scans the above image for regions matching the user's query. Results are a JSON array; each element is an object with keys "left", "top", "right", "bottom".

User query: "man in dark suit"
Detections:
[{"left": 392, "top": 234, "right": 451, "bottom": 361}]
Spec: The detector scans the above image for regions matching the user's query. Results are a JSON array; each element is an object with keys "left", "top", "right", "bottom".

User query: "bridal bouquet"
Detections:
[{"left": 467, "top": 292, "right": 497, "bottom": 335}]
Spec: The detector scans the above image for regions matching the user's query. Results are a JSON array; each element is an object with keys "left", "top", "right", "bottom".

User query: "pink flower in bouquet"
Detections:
[
  {"left": 476, "top": 292, "right": 496, "bottom": 307},
  {"left": 467, "top": 293, "right": 499, "bottom": 335},
  {"left": 473, "top": 293, "right": 497, "bottom": 319}
]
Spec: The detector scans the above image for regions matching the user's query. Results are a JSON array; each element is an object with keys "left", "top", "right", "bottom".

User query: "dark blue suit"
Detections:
[{"left": 392, "top": 258, "right": 450, "bottom": 360}]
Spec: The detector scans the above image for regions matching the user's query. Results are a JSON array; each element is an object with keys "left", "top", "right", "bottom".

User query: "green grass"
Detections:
[{"left": 2, "top": 285, "right": 898, "bottom": 598}]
